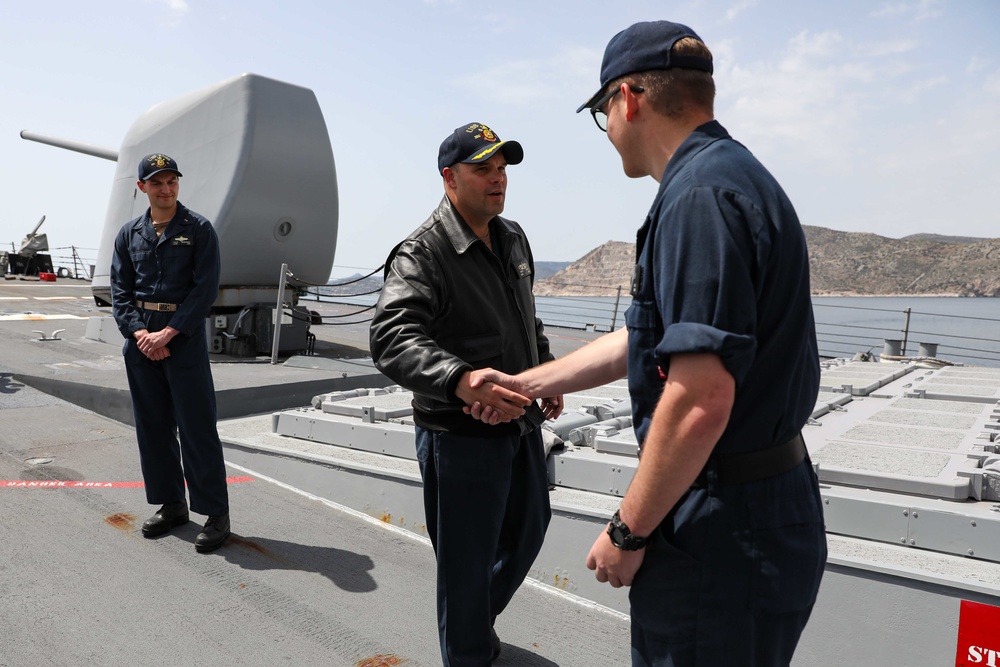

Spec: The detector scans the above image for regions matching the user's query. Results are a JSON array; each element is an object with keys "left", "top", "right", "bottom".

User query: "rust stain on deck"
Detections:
[
  {"left": 104, "top": 513, "right": 136, "bottom": 531},
  {"left": 230, "top": 535, "right": 270, "bottom": 556},
  {"left": 356, "top": 654, "right": 407, "bottom": 667}
]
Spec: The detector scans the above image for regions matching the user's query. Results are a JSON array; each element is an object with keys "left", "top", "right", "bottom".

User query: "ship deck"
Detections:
[
  {"left": 3, "top": 277, "right": 999, "bottom": 665},
  {"left": 0, "top": 278, "right": 626, "bottom": 666}
]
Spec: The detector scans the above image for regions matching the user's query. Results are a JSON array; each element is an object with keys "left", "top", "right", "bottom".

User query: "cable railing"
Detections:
[
  {"left": 296, "top": 266, "right": 386, "bottom": 328},
  {"left": 1, "top": 245, "right": 98, "bottom": 281},
  {"left": 534, "top": 291, "right": 627, "bottom": 332},
  {"left": 49, "top": 246, "right": 98, "bottom": 280},
  {"left": 304, "top": 270, "right": 1000, "bottom": 367},
  {"left": 812, "top": 303, "right": 1000, "bottom": 367}
]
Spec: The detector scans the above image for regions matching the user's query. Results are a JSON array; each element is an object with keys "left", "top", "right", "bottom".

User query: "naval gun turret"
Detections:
[
  {"left": 21, "top": 73, "right": 339, "bottom": 356},
  {"left": 1, "top": 215, "right": 55, "bottom": 277},
  {"left": 19, "top": 215, "right": 49, "bottom": 258}
]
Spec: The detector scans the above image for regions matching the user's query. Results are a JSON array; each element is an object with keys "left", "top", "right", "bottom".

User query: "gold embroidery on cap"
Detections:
[
  {"left": 147, "top": 154, "right": 173, "bottom": 168},
  {"left": 470, "top": 143, "right": 502, "bottom": 161}
]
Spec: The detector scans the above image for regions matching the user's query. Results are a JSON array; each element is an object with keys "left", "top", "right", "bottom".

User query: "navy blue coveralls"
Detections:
[
  {"left": 110, "top": 202, "right": 229, "bottom": 517},
  {"left": 625, "top": 121, "right": 827, "bottom": 666}
]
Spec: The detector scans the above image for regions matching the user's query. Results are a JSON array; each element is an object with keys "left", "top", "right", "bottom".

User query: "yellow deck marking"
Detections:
[{"left": 0, "top": 314, "right": 87, "bottom": 321}]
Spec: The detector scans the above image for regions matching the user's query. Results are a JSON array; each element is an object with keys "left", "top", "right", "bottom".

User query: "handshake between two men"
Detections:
[
  {"left": 454, "top": 367, "right": 564, "bottom": 424},
  {"left": 455, "top": 327, "right": 633, "bottom": 426}
]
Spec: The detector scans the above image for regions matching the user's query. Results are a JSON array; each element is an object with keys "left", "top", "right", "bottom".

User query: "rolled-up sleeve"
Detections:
[{"left": 652, "top": 186, "right": 762, "bottom": 385}]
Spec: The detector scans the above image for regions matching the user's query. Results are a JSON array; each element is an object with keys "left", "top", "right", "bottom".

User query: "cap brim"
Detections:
[
  {"left": 142, "top": 168, "right": 183, "bottom": 180},
  {"left": 576, "top": 89, "right": 603, "bottom": 113},
  {"left": 500, "top": 140, "right": 523, "bottom": 165}
]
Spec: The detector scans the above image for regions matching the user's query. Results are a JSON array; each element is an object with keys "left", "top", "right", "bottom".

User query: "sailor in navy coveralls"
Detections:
[
  {"left": 466, "top": 22, "right": 826, "bottom": 667},
  {"left": 110, "top": 153, "right": 231, "bottom": 553}
]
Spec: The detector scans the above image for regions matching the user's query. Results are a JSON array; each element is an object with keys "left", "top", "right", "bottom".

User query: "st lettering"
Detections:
[{"left": 968, "top": 646, "right": 999, "bottom": 666}]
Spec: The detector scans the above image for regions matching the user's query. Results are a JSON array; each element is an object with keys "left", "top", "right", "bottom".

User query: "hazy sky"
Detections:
[{"left": 2, "top": 0, "right": 997, "bottom": 278}]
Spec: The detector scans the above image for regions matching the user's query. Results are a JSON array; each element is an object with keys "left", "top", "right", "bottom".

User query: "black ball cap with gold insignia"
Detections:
[
  {"left": 138, "top": 153, "right": 184, "bottom": 181},
  {"left": 437, "top": 123, "right": 523, "bottom": 174}
]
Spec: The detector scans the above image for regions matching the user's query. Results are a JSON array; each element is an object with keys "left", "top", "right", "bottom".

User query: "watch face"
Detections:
[{"left": 609, "top": 524, "right": 626, "bottom": 547}]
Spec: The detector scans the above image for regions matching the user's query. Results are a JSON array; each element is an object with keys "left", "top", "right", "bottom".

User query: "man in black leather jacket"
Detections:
[{"left": 370, "top": 122, "right": 562, "bottom": 666}]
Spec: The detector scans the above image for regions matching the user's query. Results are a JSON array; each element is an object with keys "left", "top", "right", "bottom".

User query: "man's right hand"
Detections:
[
  {"left": 462, "top": 368, "right": 532, "bottom": 424},
  {"left": 146, "top": 347, "right": 171, "bottom": 361},
  {"left": 455, "top": 370, "right": 531, "bottom": 424}
]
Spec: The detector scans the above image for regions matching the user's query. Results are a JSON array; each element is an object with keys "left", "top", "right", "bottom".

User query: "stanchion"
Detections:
[{"left": 270, "top": 262, "right": 288, "bottom": 365}]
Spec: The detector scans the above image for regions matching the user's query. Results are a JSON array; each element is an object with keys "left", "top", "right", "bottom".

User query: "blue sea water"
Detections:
[
  {"left": 317, "top": 289, "right": 1000, "bottom": 368},
  {"left": 811, "top": 296, "right": 1000, "bottom": 367},
  {"left": 533, "top": 295, "right": 1000, "bottom": 368}
]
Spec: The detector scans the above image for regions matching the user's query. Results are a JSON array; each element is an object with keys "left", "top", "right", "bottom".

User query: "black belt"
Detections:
[
  {"left": 692, "top": 433, "right": 806, "bottom": 488},
  {"left": 137, "top": 300, "right": 178, "bottom": 312},
  {"left": 516, "top": 403, "right": 547, "bottom": 436}
]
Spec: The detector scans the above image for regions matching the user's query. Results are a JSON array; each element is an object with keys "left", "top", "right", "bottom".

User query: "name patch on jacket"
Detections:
[
  {"left": 172, "top": 235, "right": 192, "bottom": 246},
  {"left": 631, "top": 265, "right": 644, "bottom": 298}
]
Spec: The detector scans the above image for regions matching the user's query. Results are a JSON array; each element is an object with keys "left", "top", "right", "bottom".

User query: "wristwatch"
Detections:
[{"left": 607, "top": 509, "right": 649, "bottom": 551}]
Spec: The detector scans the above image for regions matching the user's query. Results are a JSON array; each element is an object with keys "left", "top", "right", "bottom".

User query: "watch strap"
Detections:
[{"left": 608, "top": 509, "right": 649, "bottom": 550}]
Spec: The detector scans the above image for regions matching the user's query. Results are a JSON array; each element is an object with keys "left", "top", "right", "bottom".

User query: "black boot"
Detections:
[
  {"left": 195, "top": 512, "right": 231, "bottom": 553},
  {"left": 141, "top": 501, "right": 189, "bottom": 538}
]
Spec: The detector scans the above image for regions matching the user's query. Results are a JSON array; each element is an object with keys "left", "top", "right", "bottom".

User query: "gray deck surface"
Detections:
[
  {"left": 9, "top": 278, "right": 1000, "bottom": 667},
  {"left": 0, "top": 279, "right": 629, "bottom": 666}
]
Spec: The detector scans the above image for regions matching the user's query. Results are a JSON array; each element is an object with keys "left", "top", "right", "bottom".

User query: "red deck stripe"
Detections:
[{"left": 0, "top": 475, "right": 255, "bottom": 489}]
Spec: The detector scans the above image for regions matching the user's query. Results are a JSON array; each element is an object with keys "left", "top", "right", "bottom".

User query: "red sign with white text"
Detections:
[{"left": 956, "top": 600, "right": 1000, "bottom": 666}]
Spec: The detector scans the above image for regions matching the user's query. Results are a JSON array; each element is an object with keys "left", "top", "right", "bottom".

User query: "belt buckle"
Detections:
[{"left": 157, "top": 303, "right": 171, "bottom": 312}]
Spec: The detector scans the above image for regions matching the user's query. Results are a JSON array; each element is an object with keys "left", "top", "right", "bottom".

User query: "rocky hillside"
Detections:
[
  {"left": 535, "top": 227, "right": 1000, "bottom": 297},
  {"left": 804, "top": 227, "right": 1000, "bottom": 296},
  {"left": 534, "top": 241, "right": 635, "bottom": 297}
]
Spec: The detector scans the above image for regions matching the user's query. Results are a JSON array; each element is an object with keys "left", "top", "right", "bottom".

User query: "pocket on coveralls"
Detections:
[
  {"left": 628, "top": 519, "right": 702, "bottom": 642},
  {"left": 748, "top": 488, "right": 826, "bottom": 613}
]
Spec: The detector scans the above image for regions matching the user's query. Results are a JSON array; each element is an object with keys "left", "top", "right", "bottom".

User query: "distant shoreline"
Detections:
[
  {"left": 537, "top": 290, "right": 979, "bottom": 298},
  {"left": 810, "top": 292, "right": 965, "bottom": 298}
]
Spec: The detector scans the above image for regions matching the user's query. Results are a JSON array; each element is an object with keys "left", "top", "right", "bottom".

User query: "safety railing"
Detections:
[{"left": 304, "top": 268, "right": 1000, "bottom": 368}]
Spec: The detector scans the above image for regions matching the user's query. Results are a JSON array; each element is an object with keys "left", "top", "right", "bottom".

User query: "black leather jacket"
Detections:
[{"left": 370, "top": 196, "right": 553, "bottom": 437}]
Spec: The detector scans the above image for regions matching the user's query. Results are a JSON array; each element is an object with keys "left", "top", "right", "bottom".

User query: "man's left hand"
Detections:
[
  {"left": 137, "top": 326, "right": 179, "bottom": 356},
  {"left": 586, "top": 528, "right": 645, "bottom": 588},
  {"left": 540, "top": 395, "right": 564, "bottom": 420}
]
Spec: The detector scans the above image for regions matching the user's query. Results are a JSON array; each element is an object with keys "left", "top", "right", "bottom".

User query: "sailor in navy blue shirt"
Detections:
[
  {"left": 467, "top": 21, "right": 826, "bottom": 666},
  {"left": 626, "top": 118, "right": 820, "bottom": 458},
  {"left": 111, "top": 153, "right": 231, "bottom": 553}
]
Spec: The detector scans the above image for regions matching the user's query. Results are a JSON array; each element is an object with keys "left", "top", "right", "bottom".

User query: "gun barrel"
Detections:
[
  {"left": 20, "top": 130, "right": 118, "bottom": 162},
  {"left": 30, "top": 215, "right": 46, "bottom": 235}
]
